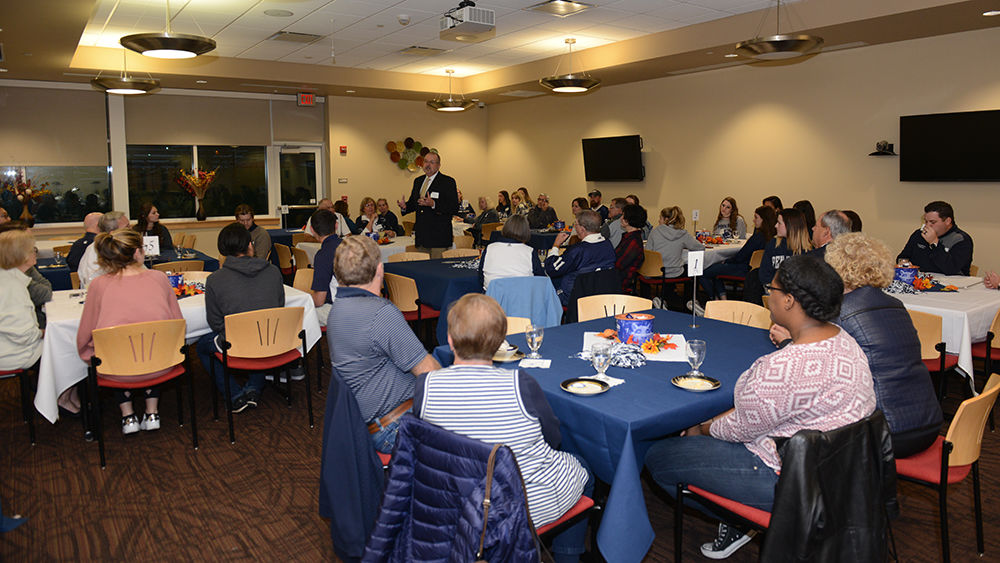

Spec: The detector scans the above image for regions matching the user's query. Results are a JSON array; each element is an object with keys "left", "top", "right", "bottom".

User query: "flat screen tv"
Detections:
[
  {"left": 581, "top": 135, "right": 644, "bottom": 181},
  {"left": 900, "top": 109, "right": 1000, "bottom": 181}
]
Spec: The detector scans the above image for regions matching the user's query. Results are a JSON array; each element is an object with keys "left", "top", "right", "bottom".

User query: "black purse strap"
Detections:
[{"left": 475, "top": 443, "right": 504, "bottom": 562}]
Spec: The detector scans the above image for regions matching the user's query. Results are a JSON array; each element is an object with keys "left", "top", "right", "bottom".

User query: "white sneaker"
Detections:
[
  {"left": 651, "top": 296, "right": 663, "bottom": 309},
  {"left": 121, "top": 414, "right": 140, "bottom": 435},
  {"left": 686, "top": 300, "right": 706, "bottom": 316},
  {"left": 140, "top": 412, "right": 160, "bottom": 432},
  {"left": 700, "top": 524, "right": 755, "bottom": 559}
]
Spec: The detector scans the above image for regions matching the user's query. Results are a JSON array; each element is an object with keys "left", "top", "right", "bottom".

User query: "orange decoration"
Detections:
[{"left": 386, "top": 141, "right": 397, "bottom": 152}]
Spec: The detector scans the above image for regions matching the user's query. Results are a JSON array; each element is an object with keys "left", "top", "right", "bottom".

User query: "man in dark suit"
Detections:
[{"left": 397, "top": 152, "right": 458, "bottom": 258}]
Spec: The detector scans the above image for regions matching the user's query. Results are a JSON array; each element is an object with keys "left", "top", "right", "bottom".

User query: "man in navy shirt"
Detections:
[
  {"left": 310, "top": 209, "right": 341, "bottom": 326},
  {"left": 545, "top": 209, "right": 616, "bottom": 305},
  {"left": 589, "top": 189, "right": 609, "bottom": 222},
  {"left": 896, "top": 200, "right": 974, "bottom": 276},
  {"left": 67, "top": 212, "right": 102, "bottom": 271}
]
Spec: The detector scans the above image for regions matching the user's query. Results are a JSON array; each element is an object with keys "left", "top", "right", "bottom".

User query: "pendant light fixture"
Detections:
[
  {"left": 91, "top": 50, "right": 160, "bottom": 95},
  {"left": 734, "top": 0, "right": 823, "bottom": 60},
  {"left": 120, "top": 0, "right": 216, "bottom": 59},
  {"left": 540, "top": 38, "right": 600, "bottom": 94},
  {"left": 426, "top": 69, "right": 474, "bottom": 112}
]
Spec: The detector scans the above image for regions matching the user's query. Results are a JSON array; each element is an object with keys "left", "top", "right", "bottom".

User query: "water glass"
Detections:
[
  {"left": 590, "top": 342, "right": 612, "bottom": 378},
  {"left": 54, "top": 251, "right": 64, "bottom": 266},
  {"left": 526, "top": 324, "right": 544, "bottom": 359},
  {"left": 686, "top": 339, "right": 706, "bottom": 376}
]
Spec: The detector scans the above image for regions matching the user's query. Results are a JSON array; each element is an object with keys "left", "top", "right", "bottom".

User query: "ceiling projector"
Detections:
[{"left": 440, "top": 1, "right": 495, "bottom": 43}]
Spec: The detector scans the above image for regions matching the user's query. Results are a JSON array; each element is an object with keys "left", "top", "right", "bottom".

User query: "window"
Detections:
[
  {"left": 126, "top": 145, "right": 194, "bottom": 220},
  {"left": 197, "top": 146, "right": 268, "bottom": 217},
  {"left": 1, "top": 165, "right": 111, "bottom": 224}
]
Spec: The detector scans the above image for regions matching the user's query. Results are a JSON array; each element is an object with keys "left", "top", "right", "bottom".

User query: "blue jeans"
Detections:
[
  {"left": 645, "top": 435, "right": 778, "bottom": 522},
  {"left": 196, "top": 333, "right": 265, "bottom": 401},
  {"left": 699, "top": 262, "right": 750, "bottom": 300},
  {"left": 370, "top": 406, "right": 412, "bottom": 454},
  {"left": 550, "top": 453, "right": 595, "bottom": 563}
]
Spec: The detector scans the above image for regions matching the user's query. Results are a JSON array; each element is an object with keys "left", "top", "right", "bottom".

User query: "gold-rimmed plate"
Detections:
[
  {"left": 493, "top": 346, "right": 524, "bottom": 363},
  {"left": 671, "top": 375, "right": 721, "bottom": 392},
  {"left": 561, "top": 377, "right": 610, "bottom": 396}
]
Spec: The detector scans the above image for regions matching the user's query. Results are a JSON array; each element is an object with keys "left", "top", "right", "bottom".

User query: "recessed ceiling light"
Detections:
[
  {"left": 264, "top": 9, "right": 294, "bottom": 17},
  {"left": 196, "top": 80, "right": 207, "bottom": 84},
  {"left": 724, "top": 53, "right": 738, "bottom": 58},
  {"left": 984, "top": 10, "right": 1000, "bottom": 16},
  {"left": 529, "top": 0, "right": 593, "bottom": 18}
]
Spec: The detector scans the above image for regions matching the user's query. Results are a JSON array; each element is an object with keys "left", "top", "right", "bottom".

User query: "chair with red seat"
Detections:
[
  {"left": 85, "top": 319, "right": 196, "bottom": 468},
  {"left": 908, "top": 309, "right": 961, "bottom": 401},
  {"left": 895, "top": 373, "right": 1000, "bottom": 563},
  {"left": 715, "top": 249, "right": 765, "bottom": 297},
  {"left": 673, "top": 411, "right": 896, "bottom": 562},
  {"left": 0, "top": 368, "right": 36, "bottom": 445},
  {"left": 971, "top": 308, "right": 1000, "bottom": 379},
  {"left": 383, "top": 272, "right": 440, "bottom": 345},
  {"left": 212, "top": 306, "right": 312, "bottom": 444},
  {"left": 636, "top": 250, "right": 690, "bottom": 308}
]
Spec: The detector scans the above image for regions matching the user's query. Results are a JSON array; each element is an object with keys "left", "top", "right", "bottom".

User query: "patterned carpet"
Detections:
[{"left": 1, "top": 354, "right": 998, "bottom": 562}]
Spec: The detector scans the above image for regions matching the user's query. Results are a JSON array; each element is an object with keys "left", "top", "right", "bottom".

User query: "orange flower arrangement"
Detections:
[
  {"left": 598, "top": 329, "right": 678, "bottom": 353},
  {"left": 2, "top": 171, "right": 51, "bottom": 202},
  {"left": 173, "top": 283, "right": 205, "bottom": 298},
  {"left": 175, "top": 167, "right": 218, "bottom": 198}
]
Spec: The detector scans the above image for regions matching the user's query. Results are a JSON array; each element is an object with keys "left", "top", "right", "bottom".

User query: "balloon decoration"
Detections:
[{"left": 386, "top": 137, "right": 436, "bottom": 172}]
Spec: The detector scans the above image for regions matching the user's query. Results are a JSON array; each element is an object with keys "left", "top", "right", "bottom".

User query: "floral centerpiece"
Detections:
[
  {"left": 1, "top": 170, "right": 51, "bottom": 222},
  {"left": 175, "top": 167, "right": 218, "bottom": 221}
]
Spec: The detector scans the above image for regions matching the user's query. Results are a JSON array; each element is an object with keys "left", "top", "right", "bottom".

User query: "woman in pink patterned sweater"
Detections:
[{"left": 645, "top": 254, "right": 876, "bottom": 559}]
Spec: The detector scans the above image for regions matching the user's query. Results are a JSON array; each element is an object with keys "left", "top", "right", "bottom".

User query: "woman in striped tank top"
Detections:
[{"left": 414, "top": 294, "right": 592, "bottom": 563}]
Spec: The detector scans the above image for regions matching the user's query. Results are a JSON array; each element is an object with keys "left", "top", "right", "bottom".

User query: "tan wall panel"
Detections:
[
  {"left": 124, "top": 95, "right": 270, "bottom": 145},
  {"left": 0, "top": 87, "right": 107, "bottom": 165},
  {"left": 486, "top": 27, "right": 1000, "bottom": 273},
  {"left": 325, "top": 96, "right": 488, "bottom": 214},
  {"left": 272, "top": 99, "right": 324, "bottom": 143}
]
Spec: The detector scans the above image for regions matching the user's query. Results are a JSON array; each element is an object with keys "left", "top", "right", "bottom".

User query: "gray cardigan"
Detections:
[{"left": 647, "top": 225, "right": 705, "bottom": 278}]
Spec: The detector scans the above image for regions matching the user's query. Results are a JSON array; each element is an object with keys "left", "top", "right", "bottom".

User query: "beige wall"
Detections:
[
  {"left": 485, "top": 27, "right": 1000, "bottom": 273},
  {"left": 325, "top": 96, "right": 489, "bottom": 216},
  {"left": 0, "top": 87, "right": 107, "bottom": 165}
]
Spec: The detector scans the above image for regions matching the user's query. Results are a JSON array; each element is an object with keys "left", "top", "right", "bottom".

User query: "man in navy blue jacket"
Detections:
[
  {"left": 545, "top": 209, "right": 616, "bottom": 305},
  {"left": 896, "top": 200, "right": 973, "bottom": 275}
]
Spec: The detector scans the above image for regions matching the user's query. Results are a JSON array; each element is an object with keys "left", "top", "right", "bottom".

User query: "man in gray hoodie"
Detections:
[{"left": 197, "top": 222, "right": 285, "bottom": 412}]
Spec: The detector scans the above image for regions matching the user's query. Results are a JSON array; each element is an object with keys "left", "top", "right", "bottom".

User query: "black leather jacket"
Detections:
[
  {"left": 762, "top": 410, "right": 897, "bottom": 562},
  {"left": 837, "top": 287, "right": 943, "bottom": 442}
]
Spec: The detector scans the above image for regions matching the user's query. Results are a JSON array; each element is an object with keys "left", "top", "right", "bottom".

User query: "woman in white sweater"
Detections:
[
  {"left": 0, "top": 229, "right": 43, "bottom": 371},
  {"left": 478, "top": 215, "right": 544, "bottom": 290}
]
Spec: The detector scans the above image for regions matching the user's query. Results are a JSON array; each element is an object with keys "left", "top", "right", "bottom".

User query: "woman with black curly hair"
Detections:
[{"left": 645, "top": 254, "right": 876, "bottom": 559}]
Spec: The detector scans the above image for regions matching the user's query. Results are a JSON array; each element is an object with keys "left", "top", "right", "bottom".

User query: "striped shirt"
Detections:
[{"left": 417, "top": 365, "right": 587, "bottom": 526}]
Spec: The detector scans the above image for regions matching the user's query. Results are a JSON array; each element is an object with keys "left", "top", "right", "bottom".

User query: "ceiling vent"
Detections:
[
  {"left": 400, "top": 46, "right": 447, "bottom": 56},
  {"left": 267, "top": 31, "right": 323, "bottom": 43}
]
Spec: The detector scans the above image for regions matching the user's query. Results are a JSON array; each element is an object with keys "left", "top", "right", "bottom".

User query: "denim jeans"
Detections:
[
  {"left": 550, "top": 453, "right": 596, "bottom": 563},
  {"left": 698, "top": 262, "right": 750, "bottom": 300},
  {"left": 370, "top": 406, "right": 412, "bottom": 454},
  {"left": 196, "top": 333, "right": 265, "bottom": 401},
  {"left": 645, "top": 435, "right": 779, "bottom": 521}
]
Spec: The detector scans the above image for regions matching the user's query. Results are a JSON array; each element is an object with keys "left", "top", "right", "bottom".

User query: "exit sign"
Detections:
[{"left": 297, "top": 92, "right": 315, "bottom": 107}]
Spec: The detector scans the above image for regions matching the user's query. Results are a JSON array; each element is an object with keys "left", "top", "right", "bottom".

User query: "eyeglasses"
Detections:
[{"left": 764, "top": 284, "right": 786, "bottom": 295}]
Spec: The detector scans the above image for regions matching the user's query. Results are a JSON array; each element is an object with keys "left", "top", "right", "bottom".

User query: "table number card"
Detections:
[
  {"left": 687, "top": 250, "right": 704, "bottom": 277},
  {"left": 143, "top": 236, "right": 160, "bottom": 258}
]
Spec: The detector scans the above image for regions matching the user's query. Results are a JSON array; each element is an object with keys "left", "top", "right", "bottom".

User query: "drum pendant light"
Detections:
[
  {"left": 734, "top": 0, "right": 823, "bottom": 60},
  {"left": 540, "top": 38, "right": 600, "bottom": 93},
  {"left": 91, "top": 51, "right": 160, "bottom": 95},
  {"left": 120, "top": 0, "right": 216, "bottom": 59},
  {"left": 426, "top": 69, "right": 474, "bottom": 112}
]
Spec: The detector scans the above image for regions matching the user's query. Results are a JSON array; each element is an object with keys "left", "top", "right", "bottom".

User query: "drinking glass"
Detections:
[
  {"left": 54, "top": 251, "right": 64, "bottom": 266},
  {"left": 590, "top": 342, "right": 612, "bottom": 379},
  {"left": 686, "top": 339, "right": 707, "bottom": 376},
  {"left": 526, "top": 324, "right": 544, "bottom": 359}
]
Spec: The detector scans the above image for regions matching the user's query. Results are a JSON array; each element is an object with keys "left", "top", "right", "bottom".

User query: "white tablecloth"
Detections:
[
  {"left": 35, "top": 286, "right": 322, "bottom": 423},
  {"left": 678, "top": 239, "right": 746, "bottom": 269},
  {"left": 36, "top": 239, "right": 76, "bottom": 259},
  {"left": 896, "top": 275, "right": 1000, "bottom": 378},
  {"left": 298, "top": 235, "right": 416, "bottom": 264}
]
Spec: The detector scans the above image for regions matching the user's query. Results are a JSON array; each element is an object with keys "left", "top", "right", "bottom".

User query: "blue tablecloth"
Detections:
[
  {"left": 489, "top": 229, "right": 560, "bottom": 251},
  {"left": 383, "top": 258, "right": 482, "bottom": 344},
  {"left": 432, "top": 310, "right": 774, "bottom": 563},
  {"left": 36, "top": 249, "right": 220, "bottom": 290}
]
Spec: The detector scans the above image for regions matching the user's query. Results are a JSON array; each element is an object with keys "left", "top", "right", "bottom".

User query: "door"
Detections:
[{"left": 279, "top": 146, "right": 324, "bottom": 228}]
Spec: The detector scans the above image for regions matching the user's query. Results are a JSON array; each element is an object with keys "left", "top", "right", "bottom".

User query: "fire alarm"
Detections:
[{"left": 339, "top": 145, "right": 347, "bottom": 155}]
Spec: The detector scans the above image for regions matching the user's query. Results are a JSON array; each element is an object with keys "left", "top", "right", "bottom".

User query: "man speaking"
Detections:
[{"left": 397, "top": 152, "right": 458, "bottom": 258}]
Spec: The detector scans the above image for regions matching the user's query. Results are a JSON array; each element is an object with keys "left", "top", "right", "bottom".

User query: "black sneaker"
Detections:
[
  {"left": 242, "top": 389, "right": 260, "bottom": 408},
  {"left": 700, "top": 523, "right": 755, "bottom": 559},
  {"left": 231, "top": 394, "right": 252, "bottom": 413}
]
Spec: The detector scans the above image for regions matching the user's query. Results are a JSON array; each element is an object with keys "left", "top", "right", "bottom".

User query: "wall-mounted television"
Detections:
[
  {"left": 581, "top": 135, "right": 644, "bottom": 181},
  {"left": 900, "top": 109, "right": 1000, "bottom": 181}
]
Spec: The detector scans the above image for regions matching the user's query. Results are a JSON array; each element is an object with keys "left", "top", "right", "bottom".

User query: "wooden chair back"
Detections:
[
  {"left": 704, "top": 301, "right": 771, "bottom": 330},
  {"left": 182, "top": 271, "right": 211, "bottom": 284},
  {"left": 293, "top": 268, "right": 314, "bottom": 293},
  {"left": 946, "top": 374, "right": 1000, "bottom": 466},
  {"left": 506, "top": 316, "right": 531, "bottom": 335},
  {"left": 173, "top": 233, "right": 187, "bottom": 247},
  {"left": 53, "top": 244, "right": 73, "bottom": 255},
  {"left": 70, "top": 271, "right": 80, "bottom": 290},
  {"left": 402, "top": 221, "right": 415, "bottom": 236},
  {"left": 989, "top": 308, "right": 1000, "bottom": 339},
  {"left": 761, "top": 295, "right": 769, "bottom": 309},
  {"left": 749, "top": 249, "right": 765, "bottom": 269},
  {"left": 219, "top": 255, "right": 227, "bottom": 267},
  {"left": 273, "top": 243, "right": 294, "bottom": 270},
  {"left": 292, "top": 232, "right": 311, "bottom": 246},
  {"left": 291, "top": 246, "right": 311, "bottom": 269},
  {"left": 404, "top": 245, "right": 419, "bottom": 252},
  {"left": 454, "top": 235, "right": 475, "bottom": 249},
  {"left": 638, "top": 250, "right": 664, "bottom": 278},
  {"left": 442, "top": 248, "right": 479, "bottom": 259},
  {"left": 388, "top": 252, "right": 430, "bottom": 263},
  {"left": 907, "top": 309, "right": 945, "bottom": 361},
  {"left": 577, "top": 294, "right": 653, "bottom": 323},
  {"left": 92, "top": 319, "right": 186, "bottom": 377},
  {"left": 969, "top": 264, "right": 980, "bottom": 277},
  {"left": 152, "top": 260, "right": 205, "bottom": 273},
  {"left": 481, "top": 222, "right": 503, "bottom": 240},
  {"left": 223, "top": 307, "right": 304, "bottom": 358},
  {"left": 183, "top": 234, "right": 197, "bottom": 249},
  {"left": 383, "top": 273, "right": 419, "bottom": 313}
]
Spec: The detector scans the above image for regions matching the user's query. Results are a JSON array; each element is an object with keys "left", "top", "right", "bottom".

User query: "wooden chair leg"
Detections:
[
  {"left": 303, "top": 335, "right": 314, "bottom": 429},
  {"left": 223, "top": 361, "right": 236, "bottom": 445},
  {"left": 973, "top": 461, "right": 984, "bottom": 556}
]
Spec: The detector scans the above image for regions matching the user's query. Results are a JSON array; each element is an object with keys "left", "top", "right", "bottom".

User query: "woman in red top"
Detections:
[
  {"left": 615, "top": 204, "right": 647, "bottom": 293},
  {"left": 76, "top": 229, "right": 183, "bottom": 435}
]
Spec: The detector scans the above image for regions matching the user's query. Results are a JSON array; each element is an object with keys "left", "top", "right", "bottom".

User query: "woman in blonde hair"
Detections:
[
  {"left": 648, "top": 206, "right": 704, "bottom": 278},
  {"left": 756, "top": 208, "right": 812, "bottom": 298},
  {"left": 76, "top": 229, "right": 183, "bottom": 435},
  {"left": 511, "top": 188, "right": 531, "bottom": 217},
  {"left": 355, "top": 196, "right": 380, "bottom": 234},
  {"left": 0, "top": 229, "right": 43, "bottom": 373}
]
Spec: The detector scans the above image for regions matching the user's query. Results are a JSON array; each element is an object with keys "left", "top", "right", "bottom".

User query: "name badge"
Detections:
[{"left": 430, "top": 191, "right": 439, "bottom": 198}]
